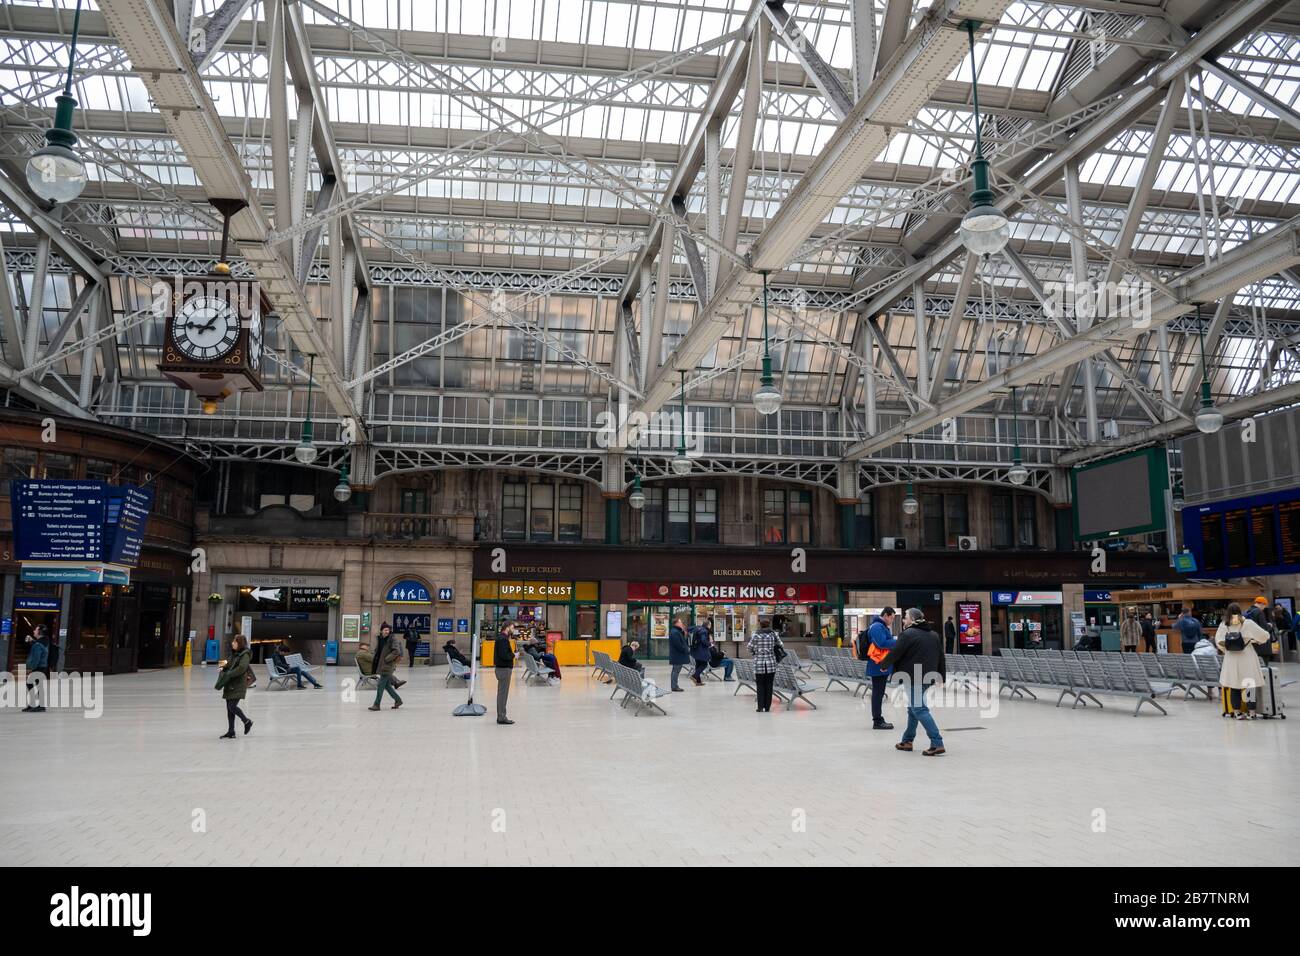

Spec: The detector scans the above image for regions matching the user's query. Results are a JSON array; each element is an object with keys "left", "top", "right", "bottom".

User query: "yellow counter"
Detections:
[{"left": 479, "top": 638, "right": 621, "bottom": 666}]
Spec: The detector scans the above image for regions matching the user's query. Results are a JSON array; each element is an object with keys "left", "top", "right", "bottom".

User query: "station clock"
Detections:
[{"left": 158, "top": 273, "right": 265, "bottom": 413}]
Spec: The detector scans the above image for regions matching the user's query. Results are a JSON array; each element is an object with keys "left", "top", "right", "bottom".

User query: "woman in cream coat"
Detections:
[{"left": 1213, "top": 603, "right": 1269, "bottom": 719}]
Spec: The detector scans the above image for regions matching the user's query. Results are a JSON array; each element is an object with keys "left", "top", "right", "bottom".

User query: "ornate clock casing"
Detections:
[{"left": 158, "top": 274, "right": 265, "bottom": 403}]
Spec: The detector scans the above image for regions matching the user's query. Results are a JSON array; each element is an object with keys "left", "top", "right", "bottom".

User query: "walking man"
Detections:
[
  {"left": 367, "top": 630, "right": 404, "bottom": 711},
  {"left": 879, "top": 608, "right": 946, "bottom": 756}
]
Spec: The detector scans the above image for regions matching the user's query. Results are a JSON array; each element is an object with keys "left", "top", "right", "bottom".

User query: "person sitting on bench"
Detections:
[
  {"left": 272, "top": 642, "right": 321, "bottom": 689},
  {"left": 356, "top": 642, "right": 375, "bottom": 675},
  {"left": 523, "top": 634, "right": 561, "bottom": 682},
  {"left": 617, "top": 640, "right": 644, "bottom": 677},
  {"left": 708, "top": 642, "right": 735, "bottom": 681},
  {"left": 443, "top": 640, "right": 471, "bottom": 669}
]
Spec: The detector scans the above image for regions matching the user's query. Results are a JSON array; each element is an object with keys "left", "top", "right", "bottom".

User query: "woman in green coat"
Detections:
[{"left": 217, "top": 635, "right": 254, "bottom": 739}]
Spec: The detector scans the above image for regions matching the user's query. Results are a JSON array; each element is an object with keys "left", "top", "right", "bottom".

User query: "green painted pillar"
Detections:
[
  {"left": 838, "top": 501, "right": 856, "bottom": 549},
  {"left": 605, "top": 495, "right": 622, "bottom": 544}
]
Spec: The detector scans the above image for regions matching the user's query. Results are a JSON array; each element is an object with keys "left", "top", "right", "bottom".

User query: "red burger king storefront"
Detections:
[{"left": 626, "top": 582, "right": 829, "bottom": 660}]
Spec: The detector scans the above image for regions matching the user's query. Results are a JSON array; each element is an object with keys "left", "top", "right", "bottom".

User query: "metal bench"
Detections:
[
  {"left": 774, "top": 662, "right": 817, "bottom": 711},
  {"left": 806, "top": 645, "right": 828, "bottom": 672},
  {"left": 520, "top": 651, "right": 557, "bottom": 685},
  {"left": 264, "top": 659, "right": 297, "bottom": 690},
  {"left": 355, "top": 658, "right": 378, "bottom": 689},
  {"left": 284, "top": 653, "right": 321, "bottom": 675},
  {"left": 591, "top": 650, "right": 615, "bottom": 681},
  {"left": 822, "top": 654, "right": 870, "bottom": 696},
  {"left": 733, "top": 658, "right": 758, "bottom": 697},
  {"left": 445, "top": 657, "right": 472, "bottom": 686},
  {"left": 611, "top": 662, "right": 668, "bottom": 716}
]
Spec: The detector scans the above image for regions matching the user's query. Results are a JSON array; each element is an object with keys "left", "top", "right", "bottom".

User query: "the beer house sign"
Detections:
[{"left": 627, "top": 583, "right": 827, "bottom": 603}]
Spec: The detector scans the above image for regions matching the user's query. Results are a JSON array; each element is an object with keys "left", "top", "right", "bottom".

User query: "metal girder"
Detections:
[
  {"left": 36, "top": 279, "right": 97, "bottom": 383},
  {"left": 928, "top": 254, "right": 977, "bottom": 404},
  {"left": 672, "top": 197, "right": 712, "bottom": 308},
  {"left": 0, "top": 234, "right": 23, "bottom": 368},
  {"left": 97, "top": 0, "right": 361, "bottom": 423},
  {"left": 190, "top": 0, "right": 256, "bottom": 70},
  {"left": 723, "top": 22, "right": 767, "bottom": 256},
  {"left": 875, "top": 0, "right": 913, "bottom": 79},
  {"left": 1059, "top": 378, "right": 1300, "bottom": 467},
  {"left": 849, "top": 0, "right": 875, "bottom": 99},
  {"left": 637, "top": 0, "right": 1016, "bottom": 417},
  {"left": 617, "top": 0, "right": 767, "bottom": 308},
  {"left": 1002, "top": 246, "right": 1181, "bottom": 425},
  {"left": 866, "top": 315, "right": 924, "bottom": 413},
  {"left": 1198, "top": 57, "right": 1300, "bottom": 137},
  {"left": 0, "top": 166, "right": 105, "bottom": 282},
  {"left": 763, "top": 1, "right": 854, "bottom": 119},
  {"left": 0, "top": 360, "right": 94, "bottom": 419},
  {"left": 1179, "top": 294, "right": 1235, "bottom": 413},
  {"left": 853, "top": 0, "right": 1290, "bottom": 321},
  {"left": 844, "top": 218, "right": 1300, "bottom": 459}
]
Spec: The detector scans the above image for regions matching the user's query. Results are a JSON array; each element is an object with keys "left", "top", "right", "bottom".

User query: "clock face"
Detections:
[
  {"left": 173, "top": 296, "right": 239, "bottom": 362},
  {"left": 248, "top": 311, "right": 263, "bottom": 371}
]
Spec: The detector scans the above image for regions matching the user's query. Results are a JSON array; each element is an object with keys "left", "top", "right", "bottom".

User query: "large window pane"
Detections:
[
  {"left": 641, "top": 487, "right": 664, "bottom": 542},
  {"left": 694, "top": 488, "right": 718, "bottom": 543},
  {"left": 789, "top": 490, "right": 812, "bottom": 544},
  {"left": 1016, "top": 496, "right": 1038, "bottom": 548},
  {"left": 922, "top": 494, "right": 945, "bottom": 549},
  {"left": 502, "top": 481, "right": 526, "bottom": 540},
  {"left": 558, "top": 484, "right": 583, "bottom": 541},
  {"left": 763, "top": 489, "right": 785, "bottom": 544},
  {"left": 667, "top": 487, "right": 690, "bottom": 544},
  {"left": 854, "top": 495, "right": 874, "bottom": 548},
  {"left": 992, "top": 494, "right": 1013, "bottom": 548},
  {"left": 530, "top": 484, "right": 554, "bottom": 541}
]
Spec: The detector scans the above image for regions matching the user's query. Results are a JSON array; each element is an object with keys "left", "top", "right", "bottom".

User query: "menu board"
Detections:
[
  {"left": 1280, "top": 500, "right": 1300, "bottom": 566},
  {"left": 12, "top": 480, "right": 109, "bottom": 561},
  {"left": 1251, "top": 507, "right": 1278, "bottom": 567},
  {"left": 1224, "top": 509, "right": 1250, "bottom": 569},
  {"left": 289, "top": 587, "right": 331, "bottom": 611}
]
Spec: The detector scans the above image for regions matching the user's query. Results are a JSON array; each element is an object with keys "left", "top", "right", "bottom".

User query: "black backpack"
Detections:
[{"left": 1223, "top": 630, "right": 1246, "bottom": 652}]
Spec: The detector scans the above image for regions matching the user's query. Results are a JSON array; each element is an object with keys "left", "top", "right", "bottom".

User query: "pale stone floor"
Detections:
[{"left": 0, "top": 660, "right": 1296, "bottom": 866}]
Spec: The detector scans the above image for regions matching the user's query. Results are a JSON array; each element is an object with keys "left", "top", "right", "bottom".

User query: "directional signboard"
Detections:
[{"left": 11, "top": 480, "right": 156, "bottom": 578}]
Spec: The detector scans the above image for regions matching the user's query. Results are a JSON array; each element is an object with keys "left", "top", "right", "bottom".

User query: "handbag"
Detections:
[
  {"left": 1223, "top": 630, "right": 1245, "bottom": 652},
  {"left": 772, "top": 638, "right": 787, "bottom": 663}
]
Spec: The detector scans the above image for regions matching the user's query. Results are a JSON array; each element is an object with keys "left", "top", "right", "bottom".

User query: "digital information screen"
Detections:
[
  {"left": 1071, "top": 448, "right": 1164, "bottom": 540},
  {"left": 1186, "top": 488, "right": 1300, "bottom": 577}
]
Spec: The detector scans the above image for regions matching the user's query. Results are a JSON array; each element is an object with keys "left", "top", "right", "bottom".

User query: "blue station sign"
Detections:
[{"left": 386, "top": 580, "right": 431, "bottom": 604}]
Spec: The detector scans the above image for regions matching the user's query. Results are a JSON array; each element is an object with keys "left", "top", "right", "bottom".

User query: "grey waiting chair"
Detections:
[
  {"left": 355, "top": 659, "right": 378, "bottom": 689},
  {"left": 611, "top": 662, "right": 668, "bottom": 716},
  {"left": 733, "top": 659, "right": 758, "bottom": 697},
  {"left": 520, "top": 652, "right": 556, "bottom": 685},
  {"left": 264, "top": 659, "right": 296, "bottom": 690},
  {"left": 445, "top": 657, "right": 472, "bottom": 686},
  {"left": 774, "top": 662, "right": 817, "bottom": 711}
]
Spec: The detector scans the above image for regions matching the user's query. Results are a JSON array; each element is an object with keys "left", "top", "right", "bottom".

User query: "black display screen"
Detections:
[
  {"left": 1251, "top": 507, "right": 1278, "bottom": 567},
  {"left": 1224, "top": 510, "right": 1250, "bottom": 569},
  {"left": 1200, "top": 512, "right": 1224, "bottom": 571},
  {"left": 1280, "top": 501, "right": 1300, "bottom": 566}
]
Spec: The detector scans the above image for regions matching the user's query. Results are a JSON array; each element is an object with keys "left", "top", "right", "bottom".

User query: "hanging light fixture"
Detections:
[
  {"left": 902, "top": 437, "right": 919, "bottom": 516},
  {"left": 26, "top": 0, "right": 87, "bottom": 204},
  {"left": 295, "top": 355, "right": 319, "bottom": 464},
  {"left": 957, "top": 20, "right": 1010, "bottom": 257},
  {"left": 628, "top": 441, "right": 646, "bottom": 509},
  {"left": 671, "top": 370, "right": 691, "bottom": 476},
  {"left": 1008, "top": 384, "right": 1028, "bottom": 485},
  {"left": 753, "top": 272, "right": 782, "bottom": 416},
  {"left": 333, "top": 464, "right": 352, "bottom": 502},
  {"left": 1193, "top": 303, "right": 1223, "bottom": 434}
]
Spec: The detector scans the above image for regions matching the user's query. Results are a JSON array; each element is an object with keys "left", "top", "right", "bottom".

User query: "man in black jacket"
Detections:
[
  {"left": 879, "top": 608, "right": 946, "bottom": 756},
  {"left": 494, "top": 623, "right": 517, "bottom": 725}
]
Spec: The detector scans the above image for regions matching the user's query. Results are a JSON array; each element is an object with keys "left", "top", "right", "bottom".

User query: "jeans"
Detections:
[
  {"left": 373, "top": 674, "right": 402, "bottom": 707},
  {"left": 670, "top": 663, "right": 685, "bottom": 690},
  {"left": 289, "top": 666, "right": 320, "bottom": 688},
  {"left": 716, "top": 658, "right": 734, "bottom": 680},
  {"left": 901, "top": 682, "right": 943, "bottom": 748},
  {"left": 870, "top": 673, "right": 889, "bottom": 722},
  {"left": 225, "top": 698, "right": 248, "bottom": 733},
  {"left": 692, "top": 659, "right": 709, "bottom": 680},
  {"left": 540, "top": 653, "right": 561, "bottom": 678}
]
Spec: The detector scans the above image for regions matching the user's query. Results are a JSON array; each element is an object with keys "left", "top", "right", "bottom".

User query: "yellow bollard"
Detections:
[{"left": 183, "top": 637, "right": 192, "bottom": 667}]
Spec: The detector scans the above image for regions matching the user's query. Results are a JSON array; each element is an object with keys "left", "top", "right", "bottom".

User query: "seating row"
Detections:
[{"left": 947, "top": 653, "right": 1173, "bottom": 716}]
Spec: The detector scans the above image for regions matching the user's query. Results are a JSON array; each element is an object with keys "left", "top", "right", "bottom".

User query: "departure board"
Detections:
[
  {"left": 1199, "top": 512, "right": 1224, "bottom": 571},
  {"left": 1224, "top": 509, "right": 1250, "bottom": 569},
  {"left": 1281, "top": 500, "right": 1300, "bottom": 565},
  {"left": 1251, "top": 507, "right": 1278, "bottom": 567}
]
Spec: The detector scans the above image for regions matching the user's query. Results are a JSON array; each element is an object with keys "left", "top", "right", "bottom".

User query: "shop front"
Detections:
[
  {"left": 626, "top": 582, "right": 829, "bottom": 659},
  {"left": 472, "top": 579, "right": 605, "bottom": 664},
  {"left": 990, "top": 590, "right": 1065, "bottom": 651}
]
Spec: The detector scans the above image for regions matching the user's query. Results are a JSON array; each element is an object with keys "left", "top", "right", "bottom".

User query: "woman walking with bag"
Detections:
[
  {"left": 1214, "top": 603, "right": 1269, "bottom": 719},
  {"left": 747, "top": 616, "right": 785, "bottom": 713},
  {"left": 216, "top": 635, "right": 254, "bottom": 739}
]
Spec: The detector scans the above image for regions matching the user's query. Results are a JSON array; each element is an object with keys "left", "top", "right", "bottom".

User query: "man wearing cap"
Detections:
[{"left": 1247, "top": 597, "right": 1276, "bottom": 663}]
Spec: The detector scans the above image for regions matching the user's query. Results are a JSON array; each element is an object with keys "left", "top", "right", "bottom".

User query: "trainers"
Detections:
[
  {"left": 368, "top": 705, "right": 380, "bottom": 711},
  {"left": 497, "top": 718, "right": 514, "bottom": 725},
  {"left": 873, "top": 720, "right": 894, "bottom": 730}
]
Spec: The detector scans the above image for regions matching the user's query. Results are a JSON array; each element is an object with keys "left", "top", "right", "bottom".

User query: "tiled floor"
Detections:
[{"left": 1, "top": 661, "right": 1296, "bottom": 866}]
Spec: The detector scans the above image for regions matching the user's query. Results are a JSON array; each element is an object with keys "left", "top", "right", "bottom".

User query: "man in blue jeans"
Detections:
[
  {"left": 878, "top": 608, "right": 946, "bottom": 756},
  {"left": 858, "top": 607, "right": 897, "bottom": 730}
]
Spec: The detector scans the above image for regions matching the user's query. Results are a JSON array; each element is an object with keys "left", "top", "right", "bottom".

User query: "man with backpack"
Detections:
[
  {"left": 690, "top": 620, "right": 714, "bottom": 686},
  {"left": 858, "top": 607, "right": 897, "bottom": 731}
]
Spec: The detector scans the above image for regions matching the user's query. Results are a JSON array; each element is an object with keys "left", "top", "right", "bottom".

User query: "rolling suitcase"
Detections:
[{"left": 1251, "top": 665, "right": 1286, "bottom": 719}]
